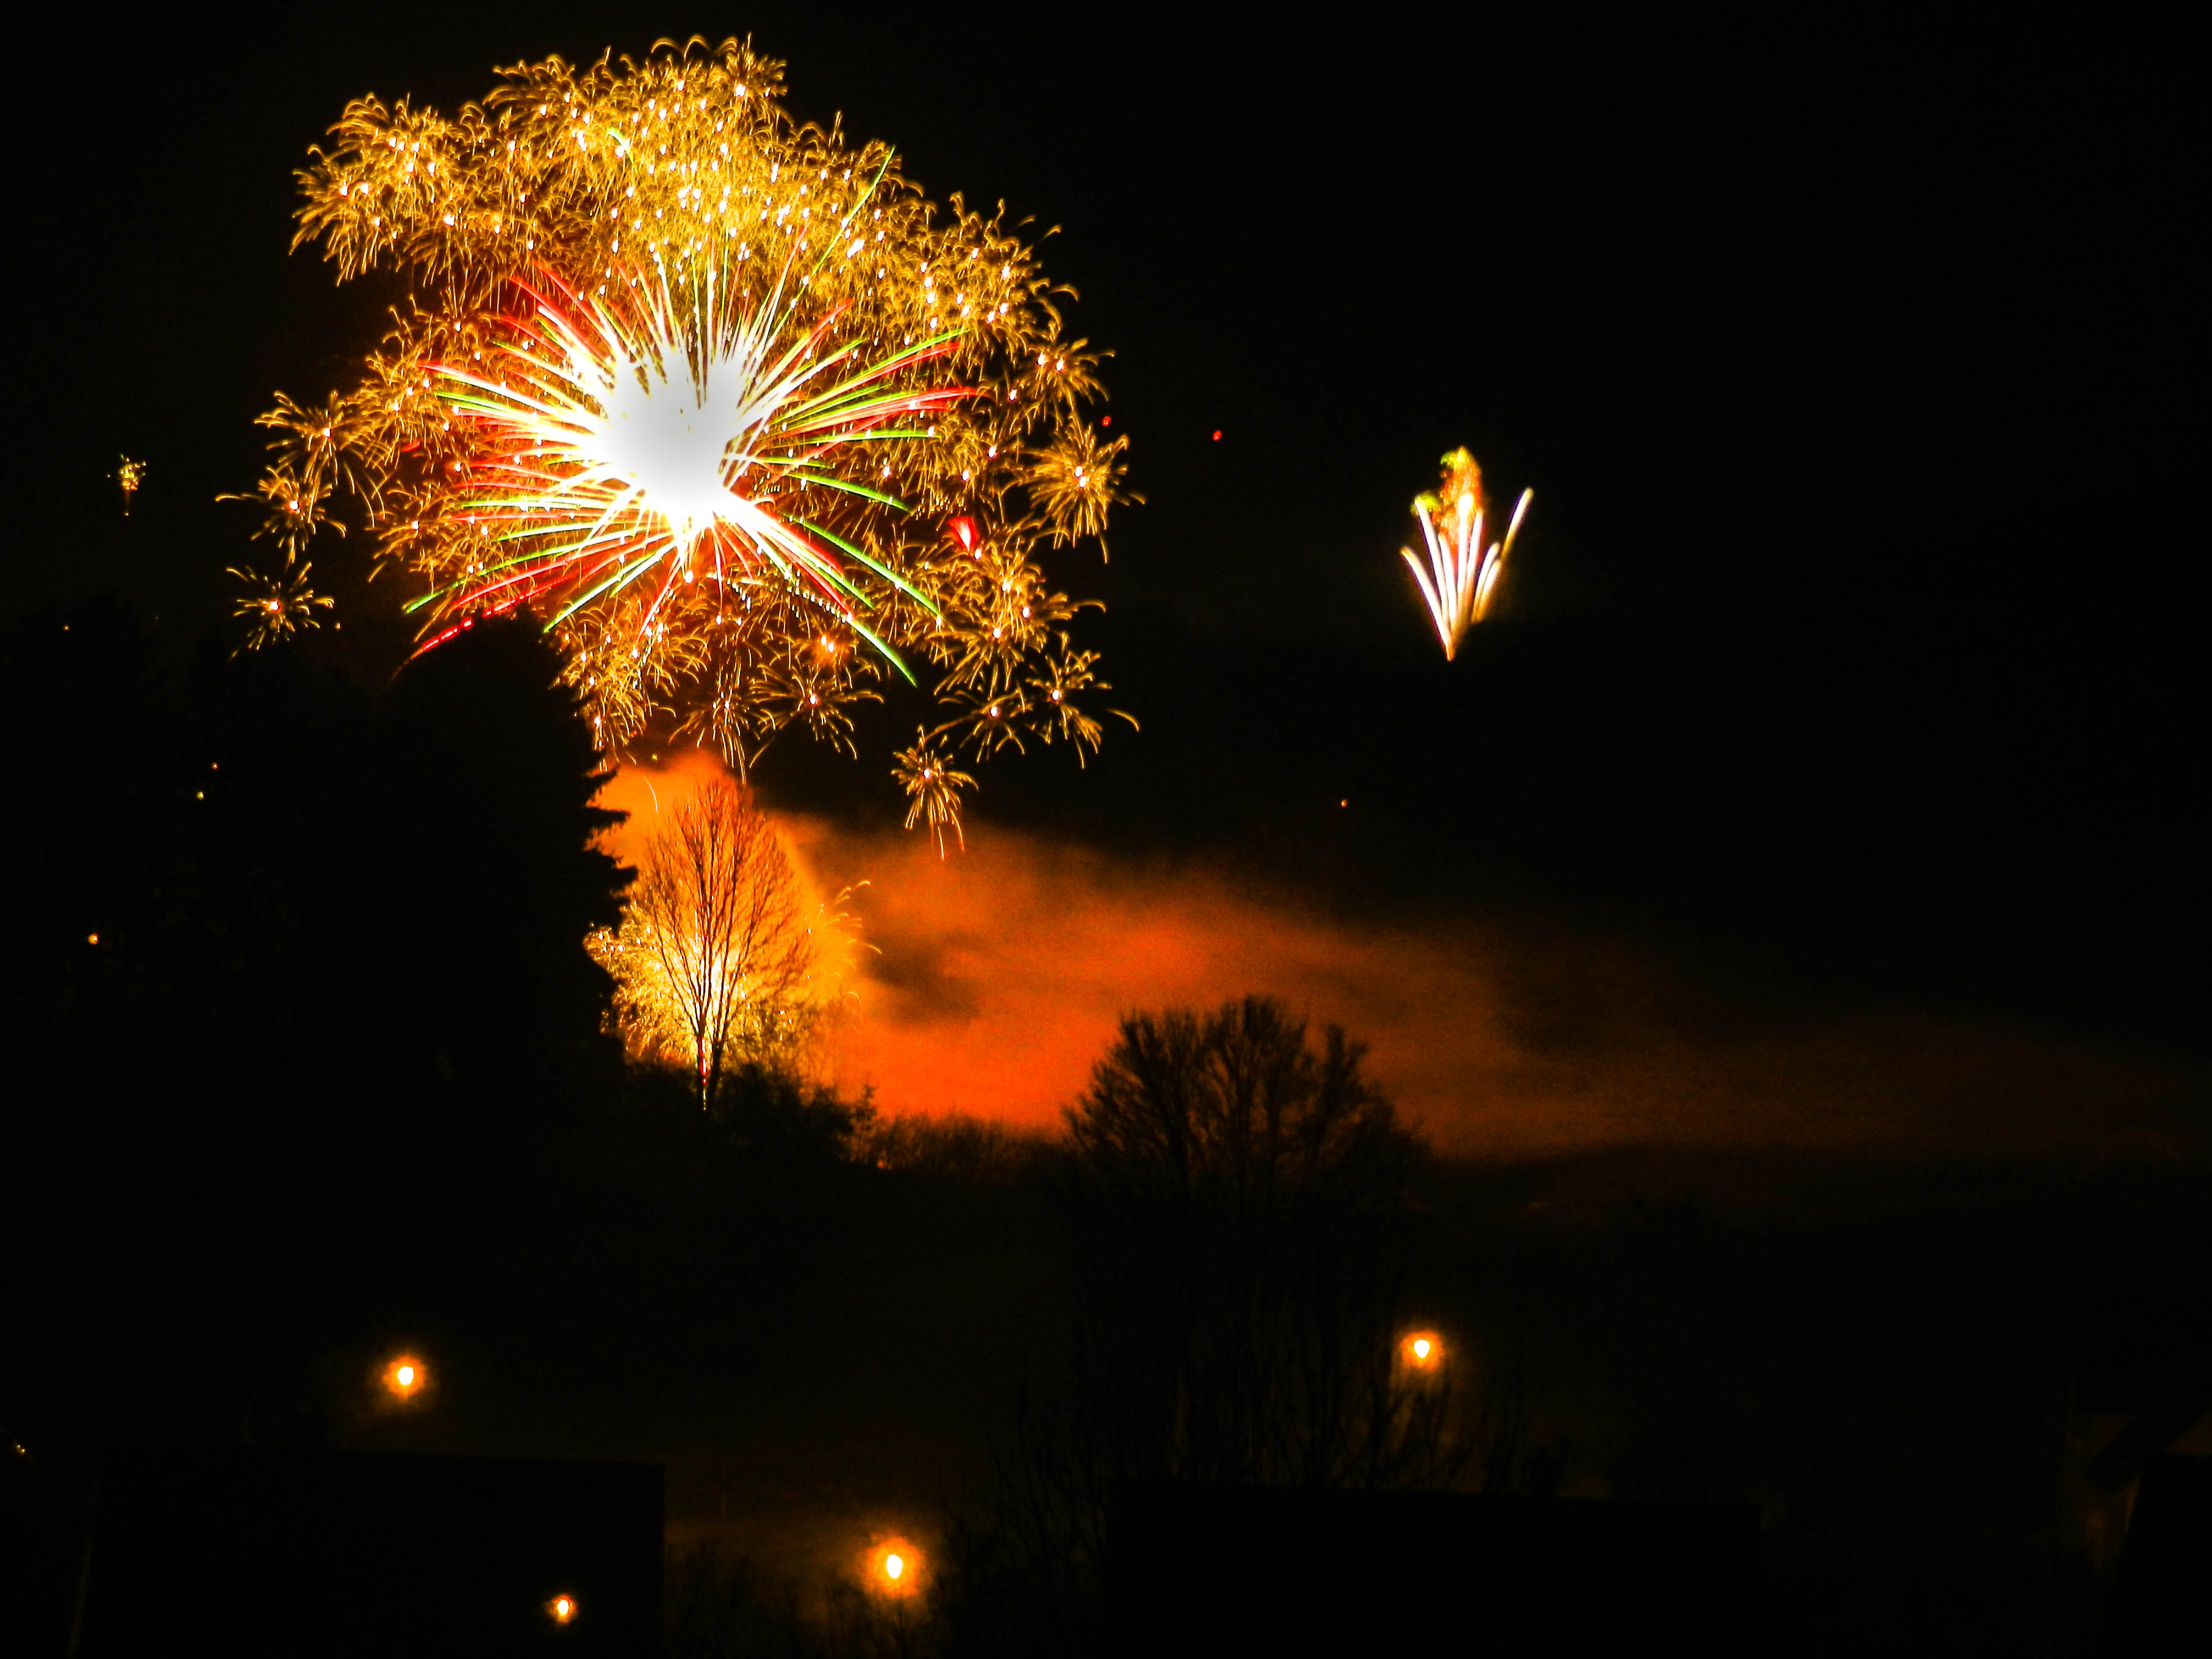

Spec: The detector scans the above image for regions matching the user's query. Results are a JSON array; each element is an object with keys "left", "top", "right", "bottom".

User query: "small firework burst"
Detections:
[
  {"left": 114, "top": 456, "right": 146, "bottom": 515},
  {"left": 893, "top": 734, "right": 977, "bottom": 856},
  {"left": 226, "top": 558, "right": 334, "bottom": 653},
  {"left": 1023, "top": 425, "right": 1137, "bottom": 556},
  {"left": 1400, "top": 448, "right": 1531, "bottom": 659}
]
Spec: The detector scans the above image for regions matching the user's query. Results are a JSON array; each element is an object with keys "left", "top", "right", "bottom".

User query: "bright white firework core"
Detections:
[
  {"left": 429, "top": 260, "right": 967, "bottom": 644},
  {"left": 553, "top": 287, "right": 763, "bottom": 553}
]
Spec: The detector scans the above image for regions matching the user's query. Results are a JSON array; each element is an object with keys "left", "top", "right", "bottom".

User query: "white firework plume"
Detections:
[{"left": 1401, "top": 448, "right": 1532, "bottom": 660}]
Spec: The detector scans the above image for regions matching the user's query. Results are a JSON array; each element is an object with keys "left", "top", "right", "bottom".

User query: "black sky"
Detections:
[{"left": 7, "top": 7, "right": 2200, "bottom": 1042}]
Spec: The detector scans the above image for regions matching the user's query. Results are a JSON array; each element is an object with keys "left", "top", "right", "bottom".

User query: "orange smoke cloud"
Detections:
[
  {"left": 600, "top": 757, "right": 2205, "bottom": 1159},
  {"left": 591, "top": 750, "right": 733, "bottom": 866},
  {"left": 807, "top": 825, "right": 1535, "bottom": 1138}
]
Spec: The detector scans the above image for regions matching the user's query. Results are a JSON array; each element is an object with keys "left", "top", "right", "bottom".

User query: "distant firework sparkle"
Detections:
[
  {"left": 114, "top": 456, "right": 146, "bottom": 515},
  {"left": 237, "top": 38, "right": 1132, "bottom": 836}
]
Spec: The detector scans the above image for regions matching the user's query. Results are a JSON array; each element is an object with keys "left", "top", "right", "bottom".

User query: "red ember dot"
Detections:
[
  {"left": 1212, "top": 429, "right": 1222, "bottom": 441},
  {"left": 1100, "top": 415, "right": 1111, "bottom": 426}
]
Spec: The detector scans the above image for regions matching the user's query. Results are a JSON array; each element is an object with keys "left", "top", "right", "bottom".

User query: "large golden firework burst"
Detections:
[{"left": 238, "top": 37, "right": 1133, "bottom": 835}]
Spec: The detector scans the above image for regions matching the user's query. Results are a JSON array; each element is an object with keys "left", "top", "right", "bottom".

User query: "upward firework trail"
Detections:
[{"left": 1400, "top": 448, "right": 1531, "bottom": 659}]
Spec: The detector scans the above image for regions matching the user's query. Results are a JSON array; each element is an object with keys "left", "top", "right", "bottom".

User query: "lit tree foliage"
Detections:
[
  {"left": 237, "top": 37, "right": 1133, "bottom": 839},
  {"left": 589, "top": 776, "right": 824, "bottom": 1106}
]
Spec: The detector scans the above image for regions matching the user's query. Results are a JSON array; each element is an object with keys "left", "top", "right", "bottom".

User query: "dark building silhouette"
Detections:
[{"left": 1108, "top": 1480, "right": 1759, "bottom": 1658}]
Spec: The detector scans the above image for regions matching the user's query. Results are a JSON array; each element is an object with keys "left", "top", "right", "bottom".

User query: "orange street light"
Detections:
[
  {"left": 548, "top": 1593, "right": 577, "bottom": 1624},
  {"left": 1399, "top": 1330, "right": 1445, "bottom": 1373},
  {"left": 867, "top": 1538, "right": 922, "bottom": 1598},
  {"left": 383, "top": 1355, "right": 428, "bottom": 1400}
]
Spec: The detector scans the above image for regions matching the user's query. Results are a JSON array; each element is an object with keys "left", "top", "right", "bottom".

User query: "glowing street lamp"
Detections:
[
  {"left": 1399, "top": 1330, "right": 1445, "bottom": 1374},
  {"left": 547, "top": 1594, "right": 578, "bottom": 1624},
  {"left": 382, "top": 1355, "right": 428, "bottom": 1401},
  {"left": 867, "top": 1538, "right": 922, "bottom": 1599}
]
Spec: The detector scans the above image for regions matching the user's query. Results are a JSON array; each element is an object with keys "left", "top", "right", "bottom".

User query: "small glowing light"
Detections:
[
  {"left": 384, "top": 1355, "right": 428, "bottom": 1399},
  {"left": 1413, "top": 1338, "right": 1431, "bottom": 1361},
  {"left": 869, "top": 1538, "right": 922, "bottom": 1595},
  {"left": 1399, "top": 1330, "right": 1444, "bottom": 1372},
  {"left": 1212, "top": 429, "right": 1222, "bottom": 441},
  {"left": 548, "top": 1594, "right": 576, "bottom": 1623},
  {"left": 87, "top": 933, "right": 99, "bottom": 945}
]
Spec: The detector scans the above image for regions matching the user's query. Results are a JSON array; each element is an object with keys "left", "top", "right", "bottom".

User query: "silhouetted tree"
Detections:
[
  {"left": 938, "top": 997, "right": 1458, "bottom": 1659},
  {"left": 714, "top": 1061, "right": 872, "bottom": 1165},
  {"left": 382, "top": 613, "right": 630, "bottom": 1108},
  {"left": 592, "top": 776, "right": 816, "bottom": 1109},
  {"left": 859, "top": 1112, "right": 1049, "bottom": 1184},
  {"left": 1061, "top": 994, "right": 1442, "bottom": 1489}
]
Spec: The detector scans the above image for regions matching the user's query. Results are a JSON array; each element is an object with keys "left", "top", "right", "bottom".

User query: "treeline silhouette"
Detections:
[{"left": 931, "top": 998, "right": 1477, "bottom": 1659}]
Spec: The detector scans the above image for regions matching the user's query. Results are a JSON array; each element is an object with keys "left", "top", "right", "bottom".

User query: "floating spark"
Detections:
[
  {"left": 114, "top": 456, "right": 146, "bottom": 515},
  {"left": 894, "top": 734, "right": 977, "bottom": 856},
  {"left": 239, "top": 39, "right": 1132, "bottom": 842},
  {"left": 1024, "top": 424, "right": 1137, "bottom": 557},
  {"left": 1400, "top": 449, "right": 1531, "bottom": 660},
  {"left": 226, "top": 558, "right": 334, "bottom": 653}
]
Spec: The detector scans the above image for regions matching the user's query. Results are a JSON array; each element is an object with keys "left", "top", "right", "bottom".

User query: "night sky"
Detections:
[
  {"left": 6, "top": 15, "right": 2208, "bottom": 1649},
  {"left": 9, "top": 7, "right": 2202, "bottom": 1058}
]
